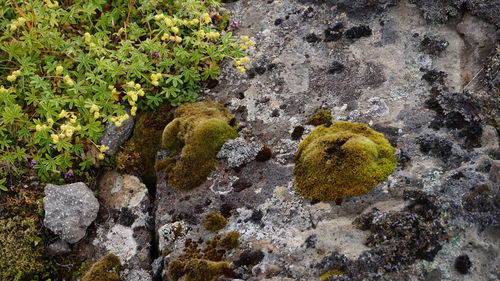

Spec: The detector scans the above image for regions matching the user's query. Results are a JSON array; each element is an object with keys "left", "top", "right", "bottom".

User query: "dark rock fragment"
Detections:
[
  {"left": 345, "top": 25, "right": 372, "bottom": 39},
  {"left": 420, "top": 35, "right": 449, "bottom": 56},
  {"left": 305, "top": 33, "right": 321, "bottom": 43},
  {"left": 234, "top": 250, "right": 265, "bottom": 266},
  {"left": 255, "top": 146, "right": 272, "bottom": 162},
  {"left": 455, "top": 254, "right": 472, "bottom": 274},
  {"left": 291, "top": 126, "right": 305, "bottom": 140},
  {"left": 328, "top": 61, "right": 345, "bottom": 74}
]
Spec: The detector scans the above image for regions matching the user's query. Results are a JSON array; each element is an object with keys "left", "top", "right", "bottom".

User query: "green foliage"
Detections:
[
  {"left": 159, "top": 100, "right": 238, "bottom": 190},
  {"left": 81, "top": 254, "right": 122, "bottom": 281},
  {"left": 204, "top": 212, "right": 228, "bottom": 232},
  {"left": 294, "top": 121, "right": 397, "bottom": 201},
  {"left": 0, "top": 0, "right": 250, "bottom": 184},
  {"left": 0, "top": 216, "right": 45, "bottom": 280}
]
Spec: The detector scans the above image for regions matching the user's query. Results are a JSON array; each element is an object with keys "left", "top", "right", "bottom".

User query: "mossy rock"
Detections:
[
  {"left": 293, "top": 121, "right": 397, "bottom": 201},
  {"left": 307, "top": 110, "right": 332, "bottom": 126},
  {"left": 220, "top": 231, "right": 240, "bottom": 249},
  {"left": 160, "top": 101, "right": 238, "bottom": 190},
  {"left": 81, "top": 254, "right": 122, "bottom": 281},
  {"left": 0, "top": 216, "right": 45, "bottom": 280},
  {"left": 204, "top": 212, "right": 228, "bottom": 232},
  {"left": 116, "top": 103, "right": 173, "bottom": 187},
  {"left": 167, "top": 258, "right": 229, "bottom": 281}
]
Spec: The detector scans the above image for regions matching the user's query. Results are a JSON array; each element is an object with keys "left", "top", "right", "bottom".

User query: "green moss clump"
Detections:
[
  {"left": 319, "top": 269, "right": 346, "bottom": 279},
  {"left": 160, "top": 100, "right": 238, "bottom": 190},
  {"left": 0, "top": 216, "right": 45, "bottom": 280},
  {"left": 307, "top": 110, "right": 332, "bottom": 126},
  {"left": 168, "top": 259, "right": 229, "bottom": 281},
  {"left": 204, "top": 212, "right": 228, "bottom": 232},
  {"left": 116, "top": 103, "right": 173, "bottom": 187},
  {"left": 294, "top": 121, "right": 397, "bottom": 201},
  {"left": 220, "top": 231, "right": 240, "bottom": 249},
  {"left": 81, "top": 254, "right": 122, "bottom": 281}
]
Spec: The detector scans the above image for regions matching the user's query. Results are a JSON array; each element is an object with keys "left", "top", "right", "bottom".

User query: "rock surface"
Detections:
[
  {"left": 77, "top": 172, "right": 153, "bottom": 281},
  {"left": 43, "top": 182, "right": 99, "bottom": 244},
  {"left": 151, "top": 0, "right": 499, "bottom": 280},
  {"left": 99, "top": 117, "right": 135, "bottom": 156}
]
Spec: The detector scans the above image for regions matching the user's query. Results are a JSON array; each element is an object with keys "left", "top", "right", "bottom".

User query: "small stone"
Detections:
[
  {"left": 291, "top": 126, "right": 305, "bottom": 140},
  {"left": 235, "top": 250, "right": 265, "bottom": 266},
  {"left": 99, "top": 116, "right": 135, "bottom": 156},
  {"left": 43, "top": 182, "right": 99, "bottom": 244},
  {"left": 255, "top": 146, "right": 272, "bottom": 162},
  {"left": 47, "top": 240, "right": 71, "bottom": 256},
  {"left": 274, "top": 18, "right": 283, "bottom": 25}
]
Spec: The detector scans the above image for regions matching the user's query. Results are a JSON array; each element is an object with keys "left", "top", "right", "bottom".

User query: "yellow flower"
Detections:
[
  {"left": 51, "top": 134, "right": 60, "bottom": 144},
  {"left": 175, "top": 36, "right": 183, "bottom": 43},
  {"left": 241, "top": 35, "right": 249, "bottom": 42},
  {"left": 234, "top": 60, "right": 242, "bottom": 66},
  {"left": 35, "top": 124, "right": 43, "bottom": 132},
  {"left": 0, "top": 86, "right": 8, "bottom": 94},
  {"left": 84, "top": 32, "right": 92, "bottom": 43},
  {"left": 164, "top": 18, "right": 173, "bottom": 27},
  {"left": 115, "top": 121, "right": 123, "bottom": 127},
  {"left": 171, "top": 26, "right": 179, "bottom": 34},
  {"left": 10, "top": 24, "right": 18, "bottom": 31},
  {"left": 93, "top": 112, "right": 100, "bottom": 119},
  {"left": 90, "top": 104, "right": 99, "bottom": 112},
  {"left": 55, "top": 65, "right": 64, "bottom": 75},
  {"left": 126, "top": 81, "right": 135, "bottom": 88},
  {"left": 17, "top": 17, "right": 26, "bottom": 25},
  {"left": 242, "top": 56, "right": 250, "bottom": 63},
  {"left": 47, "top": 118, "right": 54, "bottom": 125},
  {"left": 191, "top": 19, "right": 200, "bottom": 25},
  {"left": 12, "top": 70, "right": 22, "bottom": 77},
  {"left": 7, "top": 75, "right": 17, "bottom": 82},
  {"left": 131, "top": 106, "right": 137, "bottom": 116},
  {"left": 236, "top": 66, "right": 246, "bottom": 73},
  {"left": 182, "top": 20, "right": 189, "bottom": 25},
  {"left": 137, "top": 89, "right": 145, "bottom": 96},
  {"left": 58, "top": 110, "right": 68, "bottom": 118},
  {"left": 248, "top": 40, "right": 256, "bottom": 46},
  {"left": 98, "top": 153, "right": 105, "bottom": 160},
  {"left": 99, "top": 145, "right": 108, "bottom": 153},
  {"left": 134, "top": 83, "right": 141, "bottom": 90},
  {"left": 63, "top": 75, "right": 74, "bottom": 86},
  {"left": 154, "top": 14, "right": 165, "bottom": 21},
  {"left": 201, "top": 13, "right": 211, "bottom": 24},
  {"left": 240, "top": 44, "right": 249, "bottom": 50},
  {"left": 152, "top": 80, "right": 159, "bottom": 86}
]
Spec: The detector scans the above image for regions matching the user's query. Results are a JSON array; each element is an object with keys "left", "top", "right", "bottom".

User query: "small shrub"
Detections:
[{"left": 0, "top": 0, "right": 252, "bottom": 184}]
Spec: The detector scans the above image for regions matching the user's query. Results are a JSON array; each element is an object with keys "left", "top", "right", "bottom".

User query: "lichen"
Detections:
[
  {"left": 204, "top": 212, "right": 228, "bottom": 232},
  {"left": 307, "top": 110, "right": 332, "bottom": 126},
  {"left": 116, "top": 102, "right": 173, "bottom": 186},
  {"left": 293, "top": 121, "right": 397, "bottom": 201},
  {"left": 220, "top": 231, "right": 240, "bottom": 249},
  {"left": 0, "top": 216, "right": 45, "bottom": 280},
  {"left": 160, "top": 100, "right": 239, "bottom": 190},
  {"left": 81, "top": 254, "right": 122, "bottom": 281}
]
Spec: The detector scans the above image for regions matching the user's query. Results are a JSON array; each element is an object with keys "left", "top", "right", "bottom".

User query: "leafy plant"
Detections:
[{"left": 0, "top": 0, "right": 253, "bottom": 185}]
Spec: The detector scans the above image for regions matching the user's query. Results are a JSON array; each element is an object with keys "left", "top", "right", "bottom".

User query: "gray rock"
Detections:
[
  {"left": 151, "top": 257, "right": 164, "bottom": 279},
  {"left": 99, "top": 117, "right": 135, "bottom": 156},
  {"left": 47, "top": 239, "right": 71, "bottom": 256},
  {"left": 217, "top": 137, "right": 262, "bottom": 168},
  {"left": 43, "top": 182, "right": 99, "bottom": 244},
  {"left": 78, "top": 172, "right": 152, "bottom": 281}
]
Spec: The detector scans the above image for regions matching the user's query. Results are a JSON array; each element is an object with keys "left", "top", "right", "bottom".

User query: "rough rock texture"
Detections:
[
  {"left": 150, "top": 0, "right": 500, "bottom": 280},
  {"left": 99, "top": 116, "right": 135, "bottom": 156},
  {"left": 43, "top": 182, "right": 99, "bottom": 244},
  {"left": 77, "top": 172, "right": 153, "bottom": 281},
  {"left": 217, "top": 137, "right": 262, "bottom": 168}
]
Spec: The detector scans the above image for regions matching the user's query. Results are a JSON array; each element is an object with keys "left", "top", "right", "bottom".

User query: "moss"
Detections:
[
  {"left": 168, "top": 259, "right": 229, "bottom": 281},
  {"left": 0, "top": 216, "right": 45, "bottom": 280},
  {"left": 319, "top": 269, "right": 346, "bottom": 279},
  {"left": 307, "top": 110, "right": 332, "bottom": 126},
  {"left": 81, "top": 254, "right": 122, "bottom": 281},
  {"left": 161, "top": 101, "right": 238, "bottom": 190},
  {"left": 116, "top": 102, "right": 173, "bottom": 186},
  {"left": 204, "top": 212, "right": 228, "bottom": 232},
  {"left": 293, "top": 121, "right": 397, "bottom": 201},
  {"left": 220, "top": 231, "right": 240, "bottom": 249}
]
